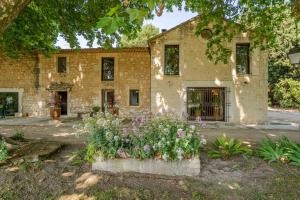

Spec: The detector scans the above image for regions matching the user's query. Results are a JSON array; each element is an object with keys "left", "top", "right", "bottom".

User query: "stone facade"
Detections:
[
  {"left": 0, "top": 17, "right": 268, "bottom": 124},
  {"left": 0, "top": 48, "right": 150, "bottom": 117},
  {"left": 149, "top": 18, "right": 268, "bottom": 124}
]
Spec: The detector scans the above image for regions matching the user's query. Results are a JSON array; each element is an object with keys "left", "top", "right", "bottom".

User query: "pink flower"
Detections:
[
  {"left": 117, "top": 148, "right": 126, "bottom": 158},
  {"left": 143, "top": 144, "right": 151, "bottom": 152},
  {"left": 177, "top": 128, "right": 185, "bottom": 138}
]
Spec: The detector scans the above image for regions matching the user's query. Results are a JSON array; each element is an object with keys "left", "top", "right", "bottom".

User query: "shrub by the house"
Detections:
[
  {"left": 75, "top": 113, "right": 205, "bottom": 162},
  {"left": 273, "top": 78, "right": 300, "bottom": 109}
]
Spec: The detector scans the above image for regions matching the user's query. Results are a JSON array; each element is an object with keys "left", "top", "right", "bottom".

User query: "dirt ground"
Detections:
[
  {"left": 0, "top": 110, "right": 300, "bottom": 200},
  {"left": 1, "top": 144, "right": 300, "bottom": 200},
  {"left": 1, "top": 125, "right": 300, "bottom": 146}
]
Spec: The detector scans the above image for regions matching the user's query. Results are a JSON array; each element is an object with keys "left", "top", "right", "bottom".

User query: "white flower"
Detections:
[
  {"left": 190, "top": 125, "right": 196, "bottom": 131},
  {"left": 113, "top": 135, "right": 119, "bottom": 141},
  {"left": 162, "top": 153, "right": 169, "bottom": 161},
  {"left": 158, "top": 141, "right": 162, "bottom": 147},
  {"left": 200, "top": 135, "right": 207, "bottom": 145}
]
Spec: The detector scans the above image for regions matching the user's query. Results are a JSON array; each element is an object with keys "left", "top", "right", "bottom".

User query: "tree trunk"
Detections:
[{"left": 0, "top": 0, "right": 32, "bottom": 35}]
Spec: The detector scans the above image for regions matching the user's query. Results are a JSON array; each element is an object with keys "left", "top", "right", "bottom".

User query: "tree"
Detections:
[
  {"left": 98, "top": 0, "right": 298, "bottom": 63},
  {"left": 0, "top": 0, "right": 299, "bottom": 64},
  {"left": 121, "top": 24, "right": 159, "bottom": 47},
  {"left": 0, "top": 0, "right": 141, "bottom": 57},
  {"left": 0, "top": 0, "right": 31, "bottom": 35},
  {"left": 267, "top": 6, "right": 300, "bottom": 107}
]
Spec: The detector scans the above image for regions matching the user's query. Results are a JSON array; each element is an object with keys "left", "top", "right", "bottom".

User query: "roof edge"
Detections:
[
  {"left": 148, "top": 15, "right": 199, "bottom": 43},
  {"left": 54, "top": 47, "right": 150, "bottom": 54}
]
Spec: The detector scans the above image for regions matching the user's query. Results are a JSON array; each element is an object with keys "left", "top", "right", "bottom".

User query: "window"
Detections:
[
  {"left": 102, "top": 58, "right": 114, "bottom": 81},
  {"left": 129, "top": 90, "right": 139, "bottom": 106},
  {"left": 164, "top": 45, "right": 179, "bottom": 75},
  {"left": 57, "top": 57, "right": 67, "bottom": 73},
  {"left": 236, "top": 43, "right": 250, "bottom": 74}
]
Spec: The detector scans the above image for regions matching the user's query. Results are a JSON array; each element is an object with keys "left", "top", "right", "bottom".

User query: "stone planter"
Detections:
[{"left": 92, "top": 157, "right": 200, "bottom": 177}]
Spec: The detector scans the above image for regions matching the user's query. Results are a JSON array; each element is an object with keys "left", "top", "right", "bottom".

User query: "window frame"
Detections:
[
  {"left": 129, "top": 89, "right": 140, "bottom": 106},
  {"left": 57, "top": 57, "right": 67, "bottom": 74},
  {"left": 101, "top": 57, "right": 115, "bottom": 81},
  {"left": 164, "top": 44, "right": 180, "bottom": 75},
  {"left": 236, "top": 43, "right": 250, "bottom": 75}
]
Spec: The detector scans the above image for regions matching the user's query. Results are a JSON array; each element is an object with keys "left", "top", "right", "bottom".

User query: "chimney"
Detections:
[{"left": 161, "top": 29, "right": 167, "bottom": 33}]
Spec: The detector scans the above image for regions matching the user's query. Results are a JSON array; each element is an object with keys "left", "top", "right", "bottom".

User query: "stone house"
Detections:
[{"left": 0, "top": 17, "right": 268, "bottom": 124}]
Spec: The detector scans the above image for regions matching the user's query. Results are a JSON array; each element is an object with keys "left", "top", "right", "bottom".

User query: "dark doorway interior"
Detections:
[
  {"left": 102, "top": 90, "right": 114, "bottom": 112},
  {"left": 187, "top": 87, "right": 225, "bottom": 121},
  {"left": 57, "top": 91, "right": 68, "bottom": 115},
  {"left": 0, "top": 92, "right": 19, "bottom": 116}
]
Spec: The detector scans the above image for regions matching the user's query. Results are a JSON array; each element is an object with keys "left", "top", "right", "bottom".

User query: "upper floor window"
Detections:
[
  {"left": 164, "top": 45, "right": 179, "bottom": 75},
  {"left": 129, "top": 90, "right": 139, "bottom": 106},
  {"left": 236, "top": 43, "right": 250, "bottom": 74},
  {"left": 57, "top": 57, "right": 67, "bottom": 73},
  {"left": 102, "top": 57, "right": 114, "bottom": 81}
]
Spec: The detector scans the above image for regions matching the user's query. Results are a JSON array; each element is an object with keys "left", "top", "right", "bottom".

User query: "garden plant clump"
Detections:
[
  {"left": 208, "top": 134, "right": 252, "bottom": 160},
  {"left": 75, "top": 112, "right": 206, "bottom": 162},
  {"left": 258, "top": 137, "right": 300, "bottom": 166}
]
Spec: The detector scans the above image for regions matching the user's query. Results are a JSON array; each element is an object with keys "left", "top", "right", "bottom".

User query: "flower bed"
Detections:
[{"left": 75, "top": 113, "right": 205, "bottom": 162}]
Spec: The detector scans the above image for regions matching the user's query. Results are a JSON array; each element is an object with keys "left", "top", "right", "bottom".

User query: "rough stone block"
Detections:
[{"left": 92, "top": 157, "right": 200, "bottom": 177}]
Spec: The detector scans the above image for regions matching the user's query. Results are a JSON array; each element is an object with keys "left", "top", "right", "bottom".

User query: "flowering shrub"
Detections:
[{"left": 75, "top": 113, "right": 205, "bottom": 161}]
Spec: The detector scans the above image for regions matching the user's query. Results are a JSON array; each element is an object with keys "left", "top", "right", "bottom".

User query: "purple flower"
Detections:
[
  {"left": 117, "top": 148, "right": 126, "bottom": 158},
  {"left": 177, "top": 128, "right": 185, "bottom": 138},
  {"left": 143, "top": 144, "right": 151, "bottom": 152}
]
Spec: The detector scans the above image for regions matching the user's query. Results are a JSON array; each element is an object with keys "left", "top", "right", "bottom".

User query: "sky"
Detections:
[{"left": 55, "top": 8, "right": 197, "bottom": 49}]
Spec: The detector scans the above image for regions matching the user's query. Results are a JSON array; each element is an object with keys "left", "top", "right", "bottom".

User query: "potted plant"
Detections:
[
  {"left": 90, "top": 106, "right": 101, "bottom": 117},
  {"left": 48, "top": 92, "right": 61, "bottom": 120}
]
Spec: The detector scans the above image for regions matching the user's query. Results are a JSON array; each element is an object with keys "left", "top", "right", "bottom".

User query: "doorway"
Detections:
[
  {"left": 187, "top": 87, "right": 225, "bottom": 121},
  {"left": 0, "top": 92, "right": 19, "bottom": 116},
  {"left": 102, "top": 90, "right": 114, "bottom": 112},
  {"left": 57, "top": 91, "right": 68, "bottom": 115}
]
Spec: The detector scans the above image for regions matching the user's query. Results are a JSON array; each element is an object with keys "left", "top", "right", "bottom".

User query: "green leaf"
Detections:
[
  {"left": 97, "top": 17, "right": 113, "bottom": 29},
  {"left": 126, "top": 8, "right": 148, "bottom": 23},
  {"left": 107, "top": 5, "right": 121, "bottom": 17}
]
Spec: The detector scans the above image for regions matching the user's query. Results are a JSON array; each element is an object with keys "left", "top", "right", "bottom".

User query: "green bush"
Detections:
[
  {"left": 75, "top": 113, "right": 205, "bottom": 161},
  {"left": 208, "top": 134, "right": 252, "bottom": 160},
  {"left": 273, "top": 78, "right": 300, "bottom": 109},
  {"left": 258, "top": 137, "right": 300, "bottom": 166},
  {"left": 0, "top": 139, "right": 8, "bottom": 162}
]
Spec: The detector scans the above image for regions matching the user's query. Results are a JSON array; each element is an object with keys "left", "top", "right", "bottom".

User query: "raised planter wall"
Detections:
[{"left": 92, "top": 157, "right": 200, "bottom": 177}]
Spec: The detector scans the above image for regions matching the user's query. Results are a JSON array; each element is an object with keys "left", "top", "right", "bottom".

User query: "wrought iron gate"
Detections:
[{"left": 187, "top": 87, "right": 226, "bottom": 121}]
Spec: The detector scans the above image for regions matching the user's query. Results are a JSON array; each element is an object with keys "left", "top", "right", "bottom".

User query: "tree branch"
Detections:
[{"left": 0, "top": 0, "right": 32, "bottom": 35}]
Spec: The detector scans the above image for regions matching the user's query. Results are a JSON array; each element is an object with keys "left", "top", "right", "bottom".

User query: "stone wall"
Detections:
[
  {"left": 149, "top": 19, "right": 268, "bottom": 124},
  {"left": 0, "top": 19, "right": 268, "bottom": 124},
  {"left": 0, "top": 48, "right": 151, "bottom": 117},
  {"left": 0, "top": 52, "right": 40, "bottom": 116},
  {"left": 38, "top": 48, "right": 151, "bottom": 117}
]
